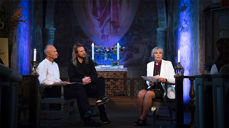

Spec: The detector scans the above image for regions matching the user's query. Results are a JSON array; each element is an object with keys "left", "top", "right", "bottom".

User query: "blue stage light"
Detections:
[
  {"left": 178, "top": 0, "right": 193, "bottom": 103},
  {"left": 17, "top": 0, "right": 31, "bottom": 75}
]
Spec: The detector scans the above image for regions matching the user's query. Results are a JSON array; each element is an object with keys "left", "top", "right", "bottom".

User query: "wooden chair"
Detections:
[
  {"left": 151, "top": 83, "right": 176, "bottom": 124},
  {"left": 39, "top": 84, "right": 75, "bottom": 120},
  {"left": 18, "top": 75, "right": 40, "bottom": 128}
]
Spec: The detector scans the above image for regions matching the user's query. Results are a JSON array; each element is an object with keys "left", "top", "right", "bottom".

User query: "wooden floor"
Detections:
[{"left": 39, "top": 96, "right": 190, "bottom": 128}]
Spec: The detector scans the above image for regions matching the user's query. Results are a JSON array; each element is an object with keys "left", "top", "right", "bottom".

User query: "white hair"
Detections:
[{"left": 151, "top": 47, "right": 163, "bottom": 58}]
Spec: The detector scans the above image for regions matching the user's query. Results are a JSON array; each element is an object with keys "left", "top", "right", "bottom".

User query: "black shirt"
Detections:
[{"left": 68, "top": 58, "right": 98, "bottom": 83}]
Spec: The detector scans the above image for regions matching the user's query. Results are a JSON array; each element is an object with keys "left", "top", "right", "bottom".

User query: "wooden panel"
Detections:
[
  {"left": 97, "top": 70, "right": 146, "bottom": 96},
  {"left": 18, "top": 75, "right": 40, "bottom": 128},
  {"left": 195, "top": 75, "right": 229, "bottom": 128},
  {"left": 97, "top": 71, "right": 127, "bottom": 96}
]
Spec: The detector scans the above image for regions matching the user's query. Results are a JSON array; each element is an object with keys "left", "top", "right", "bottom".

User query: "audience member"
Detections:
[{"left": 210, "top": 38, "right": 229, "bottom": 74}]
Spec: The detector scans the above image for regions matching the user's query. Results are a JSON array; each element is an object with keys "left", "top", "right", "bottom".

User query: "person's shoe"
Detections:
[
  {"left": 101, "top": 118, "right": 111, "bottom": 124},
  {"left": 102, "top": 96, "right": 110, "bottom": 103},
  {"left": 96, "top": 96, "right": 110, "bottom": 106},
  {"left": 100, "top": 115, "right": 111, "bottom": 124},
  {"left": 135, "top": 118, "right": 147, "bottom": 126},
  {"left": 96, "top": 99, "right": 104, "bottom": 106},
  {"left": 84, "top": 118, "right": 101, "bottom": 127}
]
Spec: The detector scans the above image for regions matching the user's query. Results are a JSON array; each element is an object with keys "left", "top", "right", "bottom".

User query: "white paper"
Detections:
[{"left": 141, "top": 76, "right": 161, "bottom": 82}]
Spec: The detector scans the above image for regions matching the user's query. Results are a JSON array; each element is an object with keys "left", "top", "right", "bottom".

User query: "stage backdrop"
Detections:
[{"left": 73, "top": 0, "right": 139, "bottom": 47}]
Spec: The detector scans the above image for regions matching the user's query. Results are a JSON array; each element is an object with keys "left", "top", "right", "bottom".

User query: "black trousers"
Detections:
[
  {"left": 65, "top": 77, "right": 107, "bottom": 119},
  {"left": 43, "top": 77, "right": 107, "bottom": 120}
]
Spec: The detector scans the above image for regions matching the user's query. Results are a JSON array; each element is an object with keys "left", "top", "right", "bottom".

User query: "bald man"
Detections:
[
  {"left": 37, "top": 45, "right": 70, "bottom": 85},
  {"left": 37, "top": 45, "right": 101, "bottom": 126}
]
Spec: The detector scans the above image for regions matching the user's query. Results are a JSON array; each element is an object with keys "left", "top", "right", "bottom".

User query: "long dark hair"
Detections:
[{"left": 72, "top": 43, "right": 89, "bottom": 66}]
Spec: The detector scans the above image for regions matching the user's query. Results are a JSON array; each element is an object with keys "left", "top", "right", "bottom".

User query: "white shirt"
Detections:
[
  {"left": 37, "top": 58, "right": 61, "bottom": 85},
  {"left": 147, "top": 60, "right": 175, "bottom": 85},
  {"left": 146, "top": 60, "right": 176, "bottom": 99}
]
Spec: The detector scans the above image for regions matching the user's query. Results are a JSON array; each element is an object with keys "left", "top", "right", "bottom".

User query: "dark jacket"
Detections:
[{"left": 68, "top": 58, "right": 97, "bottom": 83}]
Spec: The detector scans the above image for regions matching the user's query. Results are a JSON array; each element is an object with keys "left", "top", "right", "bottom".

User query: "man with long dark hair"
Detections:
[{"left": 67, "top": 43, "right": 110, "bottom": 126}]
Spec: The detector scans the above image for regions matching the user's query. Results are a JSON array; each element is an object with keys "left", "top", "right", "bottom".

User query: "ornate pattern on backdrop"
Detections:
[{"left": 73, "top": 0, "right": 139, "bottom": 47}]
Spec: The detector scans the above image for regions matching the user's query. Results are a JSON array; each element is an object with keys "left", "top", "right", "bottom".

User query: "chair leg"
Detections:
[
  {"left": 168, "top": 107, "right": 173, "bottom": 123},
  {"left": 152, "top": 107, "right": 158, "bottom": 126}
]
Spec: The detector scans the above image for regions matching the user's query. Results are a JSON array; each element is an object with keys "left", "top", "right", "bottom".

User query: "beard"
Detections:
[
  {"left": 77, "top": 53, "right": 89, "bottom": 64},
  {"left": 77, "top": 54, "right": 87, "bottom": 59}
]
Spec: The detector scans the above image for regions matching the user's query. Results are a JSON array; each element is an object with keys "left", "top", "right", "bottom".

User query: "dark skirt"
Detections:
[{"left": 146, "top": 83, "right": 164, "bottom": 99}]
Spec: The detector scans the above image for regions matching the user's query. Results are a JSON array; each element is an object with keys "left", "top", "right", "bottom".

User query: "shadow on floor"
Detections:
[{"left": 39, "top": 96, "right": 190, "bottom": 128}]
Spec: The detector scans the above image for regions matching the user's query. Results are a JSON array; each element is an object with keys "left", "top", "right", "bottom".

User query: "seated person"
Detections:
[
  {"left": 37, "top": 45, "right": 101, "bottom": 127},
  {"left": 37, "top": 45, "right": 70, "bottom": 85},
  {"left": 68, "top": 43, "right": 110, "bottom": 124},
  {"left": 210, "top": 38, "right": 229, "bottom": 74},
  {"left": 135, "top": 47, "right": 175, "bottom": 126}
]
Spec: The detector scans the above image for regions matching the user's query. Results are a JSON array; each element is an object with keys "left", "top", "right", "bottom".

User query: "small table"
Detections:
[{"left": 96, "top": 65, "right": 128, "bottom": 96}]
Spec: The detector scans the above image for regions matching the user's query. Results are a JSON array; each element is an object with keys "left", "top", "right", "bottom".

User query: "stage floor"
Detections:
[{"left": 39, "top": 96, "right": 190, "bottom": 128}]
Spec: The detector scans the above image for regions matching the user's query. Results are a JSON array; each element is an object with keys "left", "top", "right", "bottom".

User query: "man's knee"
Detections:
[
  {"left": 65, "top": 84, "right": 84, "bottom": 91},
  {"left": 64, "top": 84, "right": 86, "bottom": 99}
]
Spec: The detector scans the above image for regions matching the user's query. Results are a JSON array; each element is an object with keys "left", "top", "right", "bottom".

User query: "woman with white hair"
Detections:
[{"left": 135, "top": 47, "right": 176, "bottom": 126}]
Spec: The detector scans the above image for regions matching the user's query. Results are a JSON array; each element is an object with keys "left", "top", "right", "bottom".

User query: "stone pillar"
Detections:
[
  {"left": 45, "top": 27, "right": 56, "bottom": 45},
  {"left": 44, "top": 0, "right": 55, "bottom": 45},
  {"left": 156, "top": 27, "right": 167, "bottom": 49}
]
